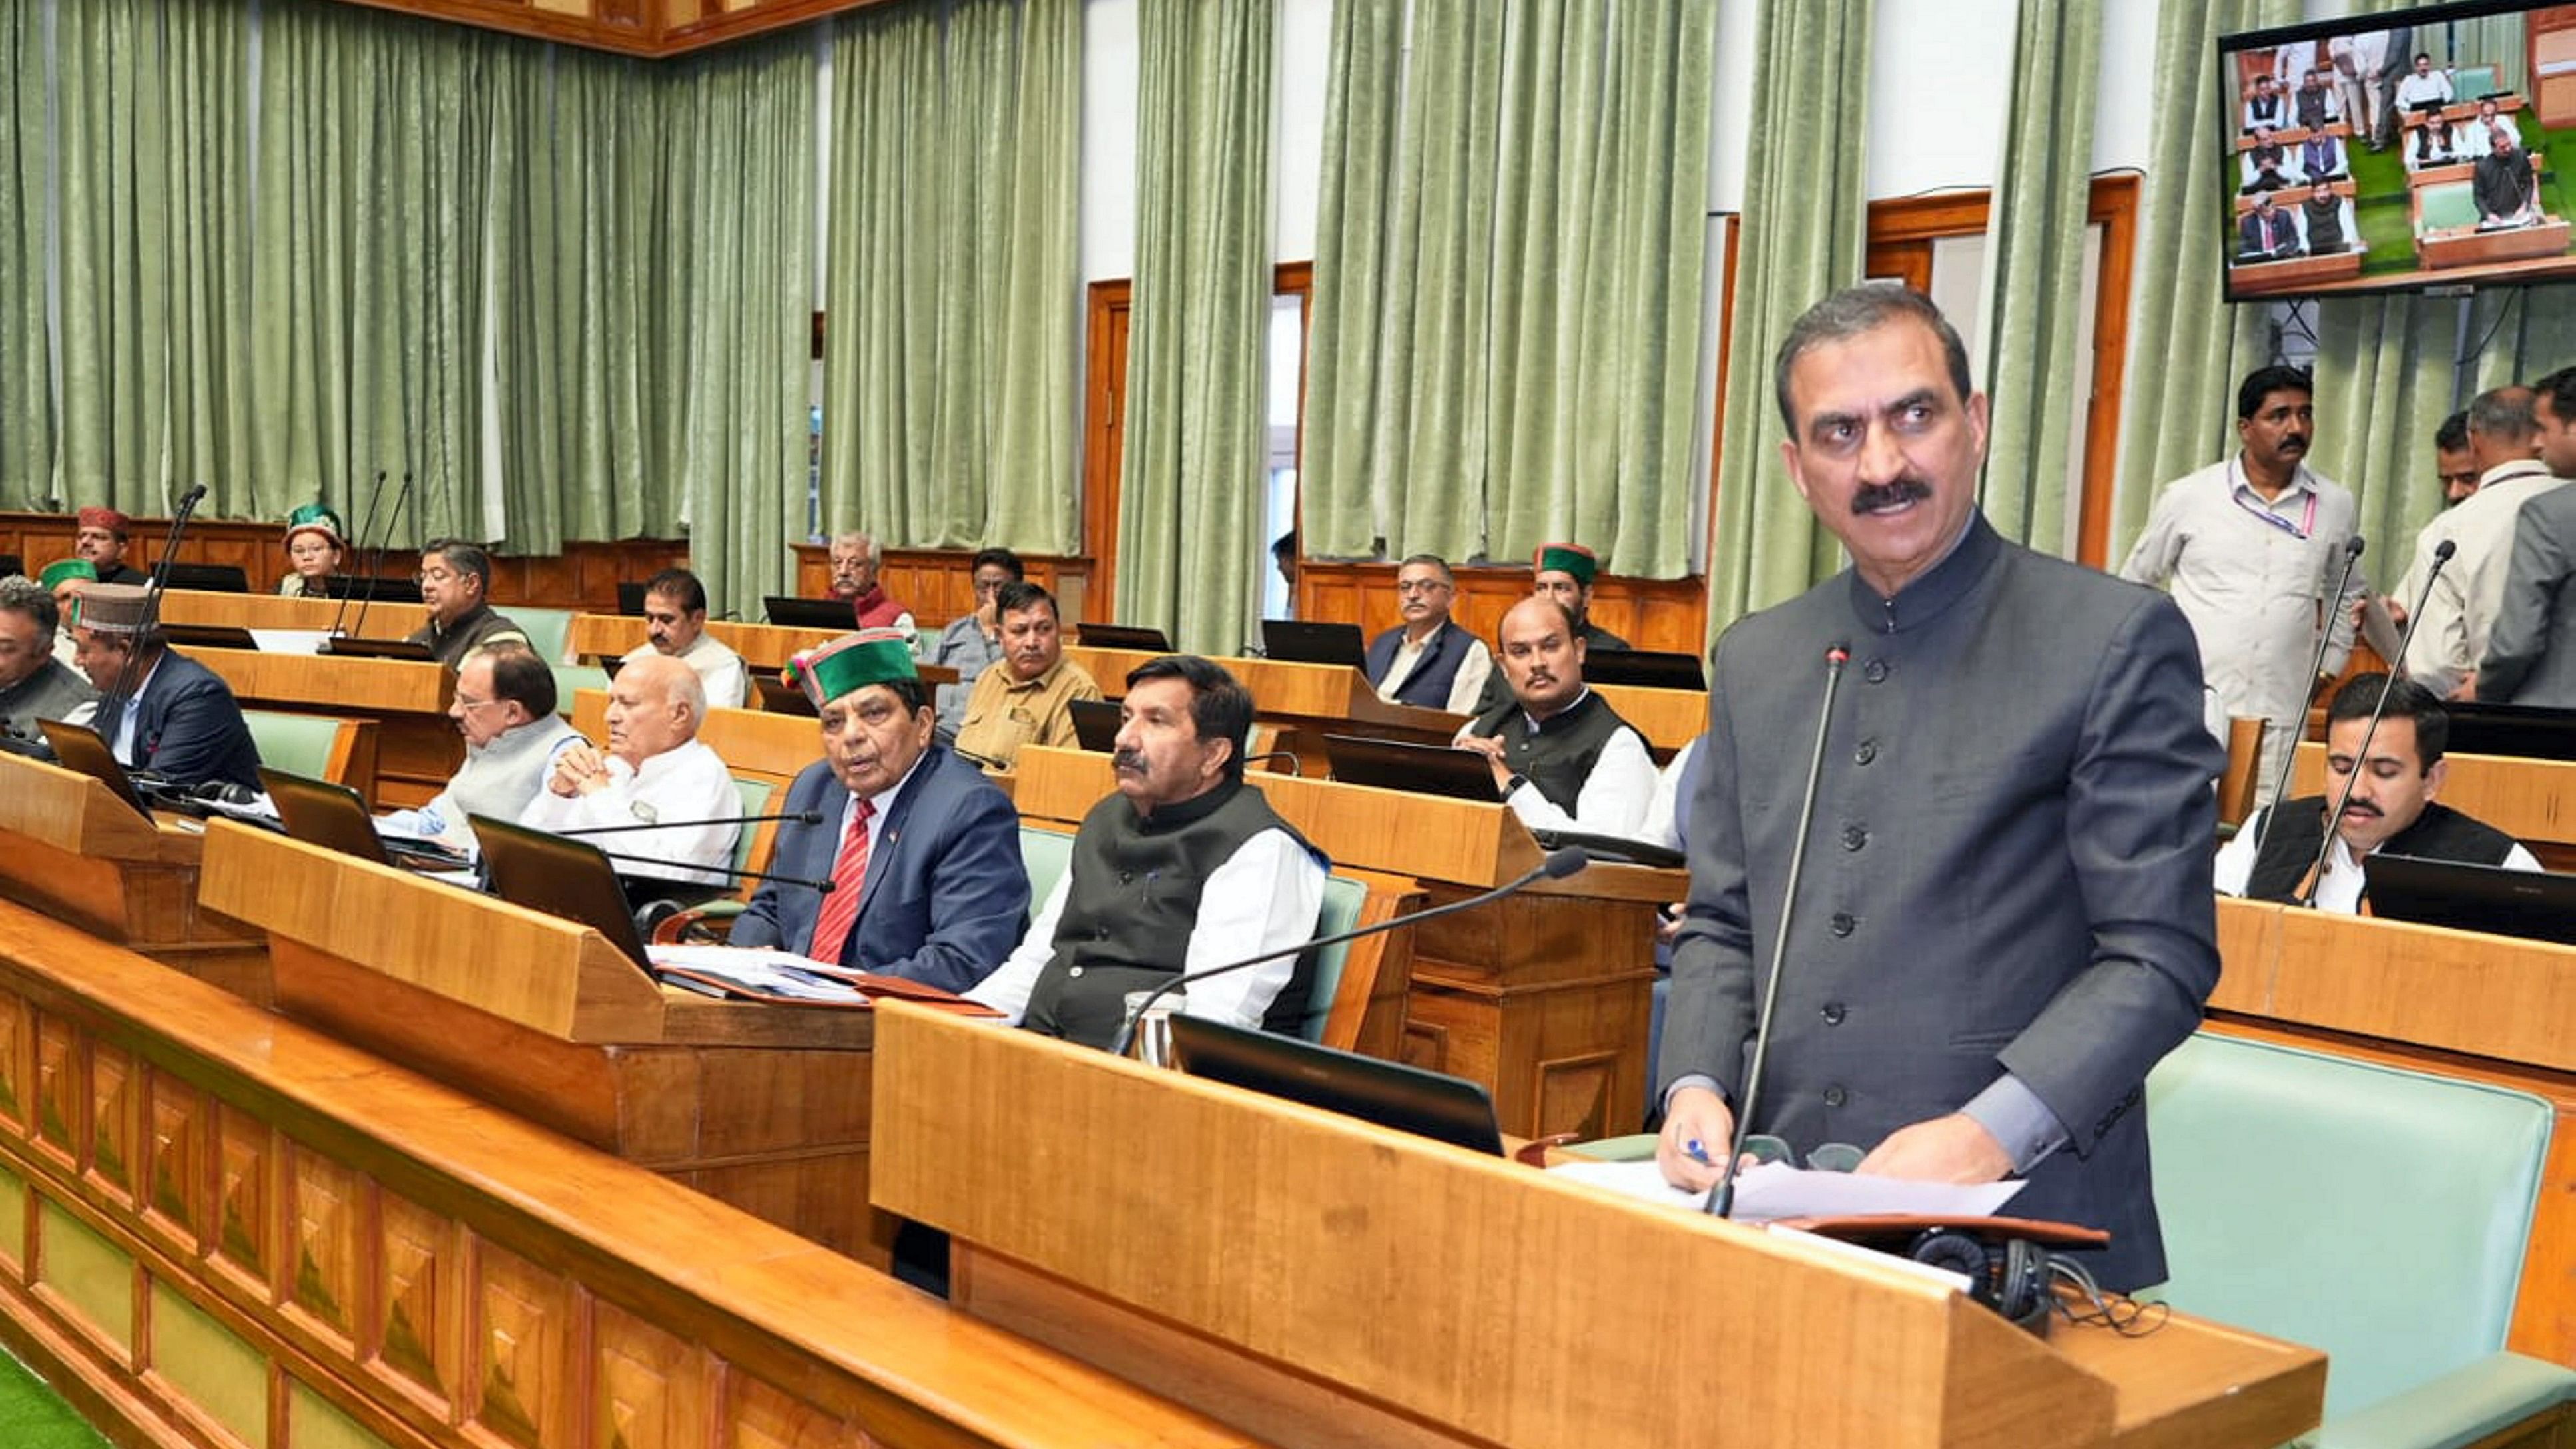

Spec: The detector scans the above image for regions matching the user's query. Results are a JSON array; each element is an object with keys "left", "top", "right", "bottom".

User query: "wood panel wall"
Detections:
[
  {"left": 0, "top": 513, "right": 687, "bottom": 613},
  {"left": 789, "top": 543, "right": 1097, "bottom": 630},
  {"left": 1297, "top": 560, "right": 1710, "bottom": 659},
  {"left": 0, "top": 902, "right": 1251, "bottom": 1449}
]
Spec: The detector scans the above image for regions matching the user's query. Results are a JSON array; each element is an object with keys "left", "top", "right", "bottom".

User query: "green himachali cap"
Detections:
[{"left": 784, "top": 627, "right": 918, "bottom": 710}]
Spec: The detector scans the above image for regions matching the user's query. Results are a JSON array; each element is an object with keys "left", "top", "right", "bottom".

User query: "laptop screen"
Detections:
[
  {"left": 37, "top": 719, "right": 152, "bottom": 818},
  {"left": 1321, "top": 734, "right": 1501, "bottom": 802},
  {"left": 2362, "top": 854, "right": 2576, "bottom": 947},
  {"left": 469, "top": 813, "right": 655, "bottom": 968},
  {"left": 1260, "top": 620, "right": 1368, "bottom": 669},
  {"left": 260, "top": 768, "right": 392, "bottom": 866},
  {"left": 763, "top": 595, "right": 855, "bottom": 629},
  {"left": 1172, "top": 1016, "right": 1505, "bottom": 1155}
]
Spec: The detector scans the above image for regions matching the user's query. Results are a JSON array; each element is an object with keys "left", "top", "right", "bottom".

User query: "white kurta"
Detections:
[{"left": 517, "top": 738, "right": 741, "bottom": 885}]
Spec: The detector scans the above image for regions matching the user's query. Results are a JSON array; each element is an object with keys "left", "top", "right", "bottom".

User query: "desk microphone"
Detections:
[
  {"left": 106, "top": 484, "right": 210, "bottom": 713},
  {"left": 588, "top": 849, "right": 834, "bottom": 894},
  {"left": 1105, "top": 846, "right": 1592, "bottom": 1059},
  {"left": 348, "top": 470, "right": 412, "bottom": 643},
  {"left": 557, "top": 808, "right": 824, "bottom": 836},
  {"left": 324, "top": 470, "right": 391, "bottom": 641},
  {"left": 2250, "top": 535, "right": 2364, "bottom": 867},
  {"left": 1707, "top": 643, "right": 1848, "bottom": 1220},
  {"left": 2295, "top": 539, "right": 2453, "bottom": 909},
  {"left": 952, "top": 746, "right": 1010, "bottom": 771}
]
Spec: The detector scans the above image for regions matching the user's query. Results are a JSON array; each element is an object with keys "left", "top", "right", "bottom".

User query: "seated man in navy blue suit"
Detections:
[
  {"left": 70, "top": 583, "right": 262, "bottom": 792},
  {"left": 727, "top": 629, "right": 1029, "bottom": 994}
]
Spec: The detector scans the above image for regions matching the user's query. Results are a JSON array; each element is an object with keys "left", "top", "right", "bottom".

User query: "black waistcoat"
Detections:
[
  {"left": 1471, "top": 687, "right": 1635, "bottom": 814},
  {"left": 1024, "top": 780, "right": 1322, "bottom": 1048},
  {"left": 2243, "top": 796, "right": 2519, "bottom": 902}
]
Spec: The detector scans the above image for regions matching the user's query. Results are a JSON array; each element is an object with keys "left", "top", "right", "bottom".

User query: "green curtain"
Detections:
[
  {"left": 1303, "top": 0, "right": 1714, "bottom": 576},
  {"left": 1116, "top": 0, "right": 1275, "bottom": 654},
  {"left": 1978, "top": 0, "right": 2102, "bottom": 557},
  {"left": 489, "top": 46, "right": 684, "bottom": 554},
  {"left": 2448, "top": 13, "right": 2526, "bottom": 98},
  {"left": 1704, "top": 0, "right": 1872, "bottom": 633},
  {"left": 2105, "top": 0, "right": 2296, "bottom": 565},
  {"left": 663, "top": 37, "right": 816, "bottom": 619},
  {"left": 1, "top": 0, "right": 50, "bottom": 511},
  {"left": 250, "top": 0, "right": 499, "bottom": 543},
  {"left": 823, "top": 0, "right": 1082, "bottom": 556},
  {"left": 53, "top": 0, "right": 254, "bottom": 518}
]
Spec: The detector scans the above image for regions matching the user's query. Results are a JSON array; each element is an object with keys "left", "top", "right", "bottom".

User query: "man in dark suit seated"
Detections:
[
  {"left": 2238, "top": 192, "right": 2300, "bottom": 262},
  {"left": 69, "top": 583, "right": 262, "bottom": 792},
  {"left": 1654, "top": 285, "right": 2220, "bottom": 1293},
  {"left": 727, "top": 629, "right": 1030, "bottom": 994}
]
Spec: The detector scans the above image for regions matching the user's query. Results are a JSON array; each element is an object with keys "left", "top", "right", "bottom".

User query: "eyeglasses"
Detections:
[
  {"left": 1395, "top": 579, "right": 1452, "bottom": 596},
  {"left": 1739, "top": 1135, "right": 1865, "bottom": 1173},
  {"left": 452, "top": 695, "right": 502, "bottom": 712},
  {"left": 415, "top": 568, "right": 459, "bottom": 586}
]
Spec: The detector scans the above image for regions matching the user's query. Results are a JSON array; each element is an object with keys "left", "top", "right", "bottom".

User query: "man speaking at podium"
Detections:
[{"left": 1655, "top": 286, "right": 2220, "bottom": 1292}]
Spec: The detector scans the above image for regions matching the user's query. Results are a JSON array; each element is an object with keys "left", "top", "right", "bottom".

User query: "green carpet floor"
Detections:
[{"left": 0, "top": 1350, "right": 109, "bottom": 1449}]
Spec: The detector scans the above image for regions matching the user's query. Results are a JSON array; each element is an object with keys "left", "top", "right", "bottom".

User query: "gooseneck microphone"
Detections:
[
  {"left": 557, "top": 808, "right": 824, "bottom": 836},
  {"left": 347, "top": 470, "right": 412, "bottom": 644},
  {"left": 106, "top": 484, "right": 212, "bottom": 718},
  {"left": 2295, "top": 539, "right": 2454, "bottom": 909},
  {"left": 1708, "top": 643, "right": 1849, "bottom": 1220},
  {"left": 2250, "top": 535, "right": 2364, "bottom": 867},
  {"left": 1105, "top": 846, "right": 1594, "bottom": 1059},
  {"left": 587, "top": 850, "right": 835, "bottom": 894},
  {"left": 324, "top": 469, "right": 391, "bottom": 642}
]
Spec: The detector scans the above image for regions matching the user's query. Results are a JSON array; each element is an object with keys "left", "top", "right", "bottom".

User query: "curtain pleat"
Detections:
[
  {"left": 1, "top": 0, "right": 53, "bottom": 511},
  {"left": 1703, "top": 0, "right": 1871, "bottom": 634},
  {"left": 1114, "top": 0, "right": 1276, "bottom": 654}
]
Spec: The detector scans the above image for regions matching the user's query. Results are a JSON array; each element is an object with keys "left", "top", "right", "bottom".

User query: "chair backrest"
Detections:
[
  {"left": 1020, "top": 826, "right": 1075, "bottom": 910},
  {"left": 241, "top": 709, "right": 358, "bottom": 784},
  {"left": 549, "top": 664, "right": 609, "bottom": 717},
  {"left": 2420, "top": 180, "right": 2480, "bottom": 230},
  {"left": 2456, "top": 63, "right": 2500, "bottom": 99},
  {"left": 2147, "top": 1032, "right": 2551, "bottom": 1420},
  {"left": 1297, "top": 876, "right": 1367, "bottom": 1044},
  {"left": 729, "top": 774, "right": 775, "bottom": 884},
  {"left": 511, "top": 607, "right": 577, "bottom": 665}
]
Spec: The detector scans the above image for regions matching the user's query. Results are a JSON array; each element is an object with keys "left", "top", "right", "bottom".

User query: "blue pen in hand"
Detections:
[{"left": 1684, "top": 1138, "right": 1714, "bottom": 1167}]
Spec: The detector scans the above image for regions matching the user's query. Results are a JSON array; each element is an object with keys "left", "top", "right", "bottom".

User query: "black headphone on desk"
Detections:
[{"left": 1907, "top": 1229, "right": 2057, "bottom": 1330}]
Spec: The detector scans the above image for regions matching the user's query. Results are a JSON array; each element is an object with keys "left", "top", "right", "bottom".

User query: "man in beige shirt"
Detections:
[
  {"left": 952, "top": 581, "right": 1104, "bottom": 771},
  {"left": 2394, "top": 386, "right": 2565, "bottom": 698}
]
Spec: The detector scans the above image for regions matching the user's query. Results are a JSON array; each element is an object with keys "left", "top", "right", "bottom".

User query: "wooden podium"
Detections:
[
  {"left": 0, "top": 752, "right": 266, "bottom": 999},
  {"left": 1012, "top": 746, "right": 1673, "bottom": 1138},
  {"left": 872, "top": 1002, "right": 2326, "bottom": 1449},
  {"left": 195, "top": 822, "right": 889, "bottom": 1261},
  {"left": 186, "top": 646, "right": 458, "bottom": 808}
]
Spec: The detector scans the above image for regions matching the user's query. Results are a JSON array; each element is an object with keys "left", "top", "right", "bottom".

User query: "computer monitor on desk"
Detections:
[
  {"left": 1260, "top": 620, "right": 1368, "bottom": 669},
  {"left": 37, "top": 720, "right": 152, "bottom": 819},
  {"left": 762, "top": 596, "right": 854, "bottom": 630},
  {"left": 2441, "top": 703, "right": 2576, "bottom": 762},
  {"left": 1171, "top": 1016, "right": 1506, "bottom": 1156},
  {"left": 1583, "top": 648, "right": 1706, "bottom": 691},
  {"left": 1076, "top": 623, "right": 1172, "bottom": 652},
  {"left": 160, "top": 563, "right": 250, "bottom": 593},
  {"left": 469, "top": 814, "right": 657, "bottom": 967},
  {"left": 2364, "top": 854, "right": 2576, "bottom": 946},
  {"left": 320, "top": 575, "right": 426, "bottom": 605},
  {"left": 1321, "top": 734, "right": 1501, "bottom": 802}
]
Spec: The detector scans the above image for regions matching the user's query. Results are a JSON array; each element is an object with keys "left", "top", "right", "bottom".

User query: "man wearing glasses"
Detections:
[
  {"left": 1363, "top": 553, "right": 1492, "bottom": 713},
  {"left": 380, "top": 643, "right": 580, "bottom": 852},
  {"left": 404, "top": 540, "right": 531, "bottom": 668}
]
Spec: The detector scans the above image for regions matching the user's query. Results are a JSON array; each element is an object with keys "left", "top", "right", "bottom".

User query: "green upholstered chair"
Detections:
[
  {"left": 1020, "top": 826, "right": 1075, "bottom": 912},
  {"left": 2453, "top": 65, "right": 2500, "bottom": 100},
  {"left": 2417, "top": 180, "right": 2480, "bottom": 232},
  {"left": 548, "top": 664, "right": 609, "bottom": 717},
  {"left": 729, "top": 775, "right": 773, "bottom": 880},
  {"left": 1295, "top": 874, "right": 1367, "bottom": 1045},
  {"left": 510, "top": 607, "right": 575, "bottom": 665},
  {"left": 241, "top": 709, "right": 357, "bottom": 784},
  {"left": 2148, "top": 1033, "right": 2576, "bottom": 1446}
]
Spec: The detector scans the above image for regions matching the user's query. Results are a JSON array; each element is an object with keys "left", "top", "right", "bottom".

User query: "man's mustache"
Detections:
[
  {"left": 2279, "top": 433, "right": 2309, "bottom": 453},
  {"left": 1113, "top": 747, "right": 1145, "bottom": 774},
  {"left": 1854, "top": 479, "right": 1933, "bottom": 516}
]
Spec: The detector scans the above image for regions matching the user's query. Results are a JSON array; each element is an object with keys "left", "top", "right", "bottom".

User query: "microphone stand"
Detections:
[
  {"left": 1105, "top": 846, "right": 1594, "bottom": 1059},
  {"left": 558, "top": 810, "right": 824, "bottom": 835},
  {"left": 323, "top": 469, "right": 390, "bottom": 643},
  {"left": 2295, "top": 540, "right": 2454, "bottom": 908},
  {"left": 1708, "top": 644, "right": 1847, "bottom": 1219},
  {"left": 104, "top": 485, "right": 210, "bottom": 725},
  {"left": 347, "top": 470, "right": 411, "bottom": 643},
  {"left": 2250, "top": 535, "right": 2364, "bottom": 866},
  {"left": 587, "top": 848, "right": 835, "bottom": 895}
]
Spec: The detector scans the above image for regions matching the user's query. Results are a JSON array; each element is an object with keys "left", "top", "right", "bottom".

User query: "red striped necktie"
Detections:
[{"left": 805, "top": 797, "right": 876, "bottom": 964}]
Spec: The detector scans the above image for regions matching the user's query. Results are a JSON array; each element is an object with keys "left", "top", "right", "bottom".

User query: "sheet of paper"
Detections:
[
  {"left": 1545, "top": 1158, "right": 2023, "bottom": 1222},
  {"left": 645, "top": 944, "right": 870, "bottom": 1002},
  {"left": 2359, "top": 591, "right": 2404, "bottom": 667}
]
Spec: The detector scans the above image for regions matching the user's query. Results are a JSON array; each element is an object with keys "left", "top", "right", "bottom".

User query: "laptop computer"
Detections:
[
  {"left": 2441, "top": 703, "right": 2576, "bottom": 762},
  {"left": 1321, "top": 734, "right": 1501, "bottom": 802},
  {"left": 1069, "top": 697, "right": 1123, "bottom": 752},
  {"left": 1076, "top": 623, "right": 1173, "bottom": 652},
  {"left": 763, "top": 595, "right": 854, "bottom": 629},
  {"left": 616, "top": 581, "right": 652, "bottom": 616},
  {"left": 2362, "top": 854, "right": 2576, "bottom": 947},
  {"left": 37, "top": 719, "right": 153, "bottom": 819},
  {"left": 750, "top": 671, "right": 816, "bottom": 717},
  {"left": 1172, "top": 1016, "right": 1505, "bottom": 1156},
  {"left": 1261, "top": 619, "right": 1368, "bottom": 669},
  {"left": 261, "top": 768, "right": 469, "bottom": 872},
  {"left": 469, "top": 813, "right": 657, "bottom": 967},
  {"left": 0, "top": 555, "right": 21, "bottom": 580},
  {"left": 160, "top": 563, "right": 250, "bottom": 593},
  {"left": 161, "top": 623, "right": 261, "bottom": 651},
  {"left": 318, "top": 635, "right": 437, "bottom": 662},
  {"left": 1526, "top": 828, "right": 1686, "bottom": 870},
  {"left": 320, "top": 575, "right": 426, "bottom": 605},
  {"left": 1582, "top": 648, "right": 1707, "bottom": 691}
]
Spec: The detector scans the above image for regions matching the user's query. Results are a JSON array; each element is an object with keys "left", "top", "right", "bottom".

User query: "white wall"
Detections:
[{"left": 1079, "top": 0, "right": 1139, "bottom": 283}]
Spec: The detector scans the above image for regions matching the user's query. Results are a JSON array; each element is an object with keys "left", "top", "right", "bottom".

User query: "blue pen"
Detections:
[{"left": 1684, "top": 1138, "right": 1713, "bottom": 1165}]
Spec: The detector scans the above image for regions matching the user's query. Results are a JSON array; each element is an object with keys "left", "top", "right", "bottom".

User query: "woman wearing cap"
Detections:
[{"left": 278, "top": 503, "right": 346, "bottom": 598}]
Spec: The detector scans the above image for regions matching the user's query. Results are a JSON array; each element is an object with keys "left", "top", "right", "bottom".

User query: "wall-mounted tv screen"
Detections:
[{"left": 2220, "top": 1, "right": 2576, "bottom": 301}]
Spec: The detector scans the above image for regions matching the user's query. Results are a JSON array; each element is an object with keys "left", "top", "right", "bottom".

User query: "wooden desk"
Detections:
[
  {"left": 155, "top": 585, "right": 430, "bottom": 638},
  {"left": 0, "top": 898, "right": 1255, "bottom": 1449},
  {"left": 875, "top": 1002, "right": 2325, "bottom": 1449},
  {"left": 1066, "top": 645, "right": 1465, "bottom": 776},
  {"left": 2214, "top": 896, "right": 2576, "bottom": 1361},
  {"left": 197, "top": 822, "right": 889, "bottom": 1261},
  {"left": 2290, "top": 743, "right": 2576, "bottom": 868},
  {"left": 568, "top": 612, "right": 838, "bottom": 671},
  {"left": 184, "top": 647, "right": 457, "bottom": 808},
  {"left": 2418, "top": 216, "right": 2573, "bottom": 270},
  {"left": 0, "top": 752, "right": 267, "bottom": 1000},
  {"left": 1013, "top": 746, "right": 1676, "bottom": 1137}
]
